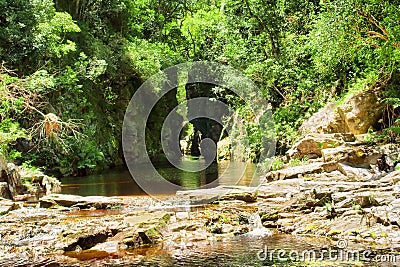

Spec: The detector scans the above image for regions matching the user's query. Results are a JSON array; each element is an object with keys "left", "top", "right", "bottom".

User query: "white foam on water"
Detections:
[{"left": 246, "top": 213, "right": 272, "bottom": 237}]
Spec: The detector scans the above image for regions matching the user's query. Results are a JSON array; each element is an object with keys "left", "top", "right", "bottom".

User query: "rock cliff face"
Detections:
[
  {"left": 299, "top": 89, "right": 384, "bottom": 135},
  {"left": 0, "top": 155, "right": 25, "bottom": 200},
  {"left": 0, "top": 154, "right": 61, "bottom": 201}
]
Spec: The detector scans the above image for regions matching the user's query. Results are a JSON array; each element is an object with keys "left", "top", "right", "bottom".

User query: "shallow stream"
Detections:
[{"left": 57, "top": 158, "right": 396, "bottom": 266}]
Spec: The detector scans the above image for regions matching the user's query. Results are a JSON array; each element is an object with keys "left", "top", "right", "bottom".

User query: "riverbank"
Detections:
[
  {"left": 1, "top": 133, "right": 400, "bottom": 266},
  {"left": 257, "top": 133, "right": 400, "bottom": 250}
]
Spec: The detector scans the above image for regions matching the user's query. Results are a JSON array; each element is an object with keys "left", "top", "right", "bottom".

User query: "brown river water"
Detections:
[{"left": 60, "top": 159, "right": 259, "bottom": 196}]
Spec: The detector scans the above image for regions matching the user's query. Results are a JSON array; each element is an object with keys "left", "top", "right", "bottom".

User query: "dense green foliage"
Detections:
[{"left": 1, "top": 0, "right": 399, "bottom": 175}]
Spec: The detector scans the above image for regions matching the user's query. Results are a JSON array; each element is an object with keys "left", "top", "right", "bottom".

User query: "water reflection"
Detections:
[
  {"left": 64, "top": 234, "right": 370, "bottom": 267},
  {"left": 60, "top": 158, "right": 258, "bottom": 196},
  {"left": 60, "top": 168, "right": 144, "bottom": 196}
]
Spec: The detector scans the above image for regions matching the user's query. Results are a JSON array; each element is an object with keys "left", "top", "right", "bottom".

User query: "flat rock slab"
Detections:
[
  {"left": 89, "top": 241, "right": 119, "bottom": 254},
  {"left": 124, "top": 211, "right": 170, "bottom": 227},
  {"left": 258, "top": 178, "right": 380, "bottom": 200},
  {"left": 265, "top": 162, "right": 342, "bottom": 181},
  {"left": 379, "top": 170, "right": 400, "bottom": 184},
  {"left": 371, "top": 200, "right": 400, "bottom": 226},
  {"left": 0, "top": 198, "right": 19, "bottom": 215},
  {"left": 176, "top": 186, "right": 258, "bottom": 205},
  {"left": 322, "top": 146, "right": 382, "bottom": 168},
  {"left": 337, "top": 163, "right": 374, "bottom": 181},
  {"left": 39, "top": 194, "right": 123, "bottom": 209}
]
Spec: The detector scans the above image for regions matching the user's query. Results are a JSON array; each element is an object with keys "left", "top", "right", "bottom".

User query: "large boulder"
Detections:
[
  {"left": 337, "top": 89, "right": 384, "bottom": 134},
  {"left": 0, "top": 182, "right": 12, "bottom": 199},
  {"left": 299, "top": 89, "right": 384, "bottom": 135},
  {"left": 286, "top": 134, "right": 353, "bottom": 159},
  {"left": 299, "top": 102, "right": 342, "bottom": 135},
  {"left": 0, "top": 155, "right": 26, "bottom": 200},
  {"left": 0, "top": 154, "right": 61, "bottom": 201}
]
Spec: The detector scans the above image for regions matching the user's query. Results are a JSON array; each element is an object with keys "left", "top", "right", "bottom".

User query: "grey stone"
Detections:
[
  {"left": 176, "top": 186, "right": 258, "bottom": 205},
  {"left": 286, "top": 134, "right": 344, "bottom": 159},
  {"left": 299, "top": 89, "right": 384, "bottom": 135},
  {"left": 0, "top": 197, "right": 19, "bottom": 215},
  {"left": 40, "top": 194, "right": 123, "bottom": 209}
]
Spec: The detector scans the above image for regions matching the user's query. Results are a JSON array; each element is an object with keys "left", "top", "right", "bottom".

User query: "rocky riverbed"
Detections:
[
  {"left": 256, "top": 133, "right": 400, "bottom": 249},
  {"left": 0, "top": 193, "right": 266, "bottom": 266},
  {"left": 1, "top": 133, "right": 400, "bottom": 266}
]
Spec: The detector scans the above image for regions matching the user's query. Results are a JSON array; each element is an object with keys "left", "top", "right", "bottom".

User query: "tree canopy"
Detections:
[{"left": 1, "top": 0, "right": 399, "bottom": 175}]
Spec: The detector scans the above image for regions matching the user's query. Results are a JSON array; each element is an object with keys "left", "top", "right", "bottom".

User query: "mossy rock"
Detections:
[
  {"left": 124, "top": 212, "right": 171, "bottom": 248},
  {"left": 260, "top": 213, "right": 279, "bottom": 222}
]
